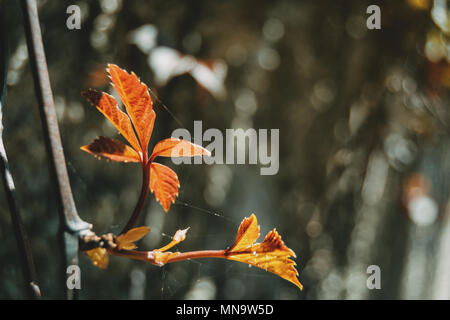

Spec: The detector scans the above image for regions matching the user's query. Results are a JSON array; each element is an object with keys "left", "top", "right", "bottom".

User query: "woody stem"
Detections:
[
  {"left": 166, "top": 250, "right": 228, "bottom": 263},
  {"left": 107, "top": 248, "right": 228, "bottom": 264},
  {"left": 120, "top": 162, "right": 150, "bottom": 234}
]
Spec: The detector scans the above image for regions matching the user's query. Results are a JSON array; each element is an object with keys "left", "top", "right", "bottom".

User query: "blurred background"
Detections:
[{"left": 1, "top": 0, "right": 450, "bottom": 299}]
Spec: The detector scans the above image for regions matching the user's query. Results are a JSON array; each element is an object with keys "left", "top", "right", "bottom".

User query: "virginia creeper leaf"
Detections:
[
  {"left": 116, "top": 226, "right": 151, "bottom": 250},
  {"left": 149, "top": 162, "right": 180, "bottom": 212},
  {"left": 81, "top": 136, "right": 140, "bottom": 163},
  {"left": 108, "top": 64, "right": 155, "bottom": 156},
  {"left": 225, "top": 214, "right": 302, "bottom": 290},
  {"left": 150, "top": 138, "right": 211, "bottom": 161},
  {"left": 81, "top": 89, "right": 141, "bottom": 154},
  {"left": 82, "top": 65, "right": 211, "bottom": 213}
]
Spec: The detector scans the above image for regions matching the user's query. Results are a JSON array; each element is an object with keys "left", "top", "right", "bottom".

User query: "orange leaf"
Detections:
[
  {"left": 225, "top": 214, "right": 302, "bottom": 290},
  {"left": 149, "top": 162, "right": 180, "bottom": 212},
  {"left": 116, "top": 226, "right": 151, "bottom": 250},
  {"left": 108, "top": 64, "right": 156, "bottom": 156},
  {"left": 82, "top": 89, "right": 142, "bottom": 154},
  {"left": 85, "top": 248, "right": 108, "bottom": 269},
  {"left": 150, "top": 138, "right": 211, "bottom": 161},
  {"left": 228, "top": 214, "right": 260, "bottom": 252},
  {"left": 81, "top": 136, "right": 140, "bottom": 163}
]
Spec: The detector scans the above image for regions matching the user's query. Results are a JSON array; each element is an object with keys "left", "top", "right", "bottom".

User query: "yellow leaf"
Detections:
[
  {"left": 225, "top": 214, "right": 302, "bottom": 290},
  {"left": 228, "top": 214, "right": 260, "bottom": 252},
  {"left": 116, "top": 226, "right": 151, "bottom": 250},
  {"left": 85, "top": 248, "right": 109, "bottom": 269}
]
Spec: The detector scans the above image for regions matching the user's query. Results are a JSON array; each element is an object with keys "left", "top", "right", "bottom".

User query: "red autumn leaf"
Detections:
[
  {"left": 81, "top": 136, "right": 140, "bottom": 163},
  {"left": 108, "top": 64, "right": 156, "bottom": 157},
  {"left": 82, "top": 64, "right": 208, "bottom": 213},
  {"left": 225, "top": 214, "right": 302, "bottom": 290},
  {"left": 81, "top": 90, "right": 141, "bottom": 154},
  {"left": 149, "top": 162, "right": 180, "bottom": 212},
  {"left": 150, "top": 137, "right": 211, "bottom": 161}
]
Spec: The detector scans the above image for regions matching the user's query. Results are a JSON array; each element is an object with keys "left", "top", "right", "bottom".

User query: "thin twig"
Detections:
[
  {"left": 79, "top": 231, "right": 228, "bottom": 265},
  {"left": 0, "top": 112, "right": 41, "bottom": 299},
  {"left": 0, "top": 9, "right": 40, "bottom": 298},
  {"left": 20, "top": 0, "right": 91, "bottom": 299},
  {"left": 107, "top": 247, "right": 227, "bottom": 264}
]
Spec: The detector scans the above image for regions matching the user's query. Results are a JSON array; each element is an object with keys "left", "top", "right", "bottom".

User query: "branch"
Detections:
[
  {"left": 0, "top": 9, "right": 40, "bottom": 298},
  {"left": 107, "top": 247, "right": 227, "bottom": 264},
  {"left": 20, "top": 0, "right": 91, "bottom": 299},
  {"left": 79, "top": 214, "right": 302, "bottom": 291}
]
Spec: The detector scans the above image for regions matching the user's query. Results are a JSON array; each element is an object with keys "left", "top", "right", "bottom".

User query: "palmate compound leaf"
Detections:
[
  {"left": 149, "top": 162, "right": 180, "bottom": 212},
  {"left": 80, "top": 136, "right": 141, "bottom": 163},
  {"left": 116, "top": 226, "right": 151, "bottom": 250},
  {"left": 225, "top": 214, "right": 302, "bottom": 290},
  {"left": 81, "top": 89, "right": 142, "bottom": 154},
  {"left": 82, "top": 64, "right": 210, "bottom": 213},
  {"left": 108, "top": 64, "right": 156, "bottom": 156}
]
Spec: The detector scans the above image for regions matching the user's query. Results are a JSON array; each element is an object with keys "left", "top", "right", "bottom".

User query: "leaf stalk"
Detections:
[{"left": 120, "top": 162, "right": 150, "bottom": 234}]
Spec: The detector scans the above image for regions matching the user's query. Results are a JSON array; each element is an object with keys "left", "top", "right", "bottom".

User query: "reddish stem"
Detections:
[
  {"left": 108, "top": 248, "right": 228, "bottom": 265},
  {"left": 120, "top": 161, "right": 150, "bottom": 234},
  {"left": 167, "top": 250, "right": 227, "bottom": 263}
]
